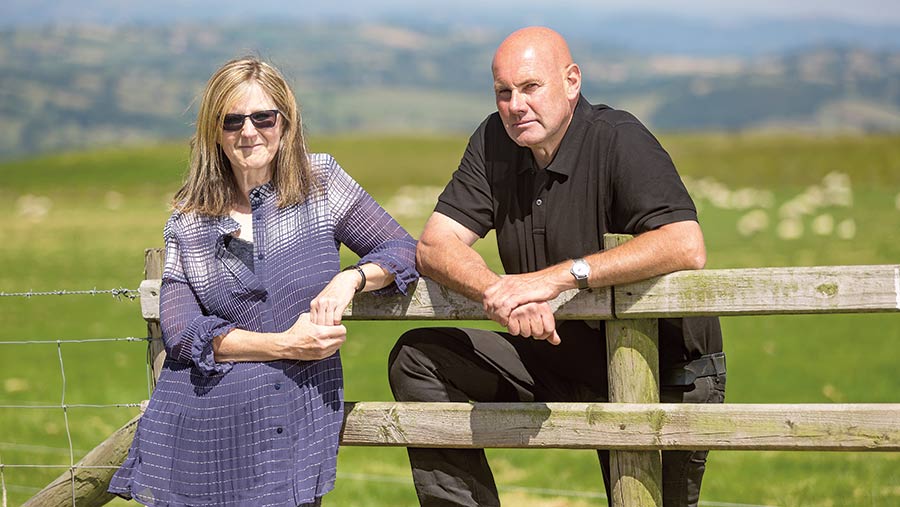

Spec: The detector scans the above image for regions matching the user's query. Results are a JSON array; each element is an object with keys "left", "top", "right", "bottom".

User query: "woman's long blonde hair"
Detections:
[{"left": 174, "top": 57, "right": 316, "bottom": 215}]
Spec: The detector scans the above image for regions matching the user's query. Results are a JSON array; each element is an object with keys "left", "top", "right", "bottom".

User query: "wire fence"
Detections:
[
  {"left": 0, "top": 288, "right": 139, "bottom": 300},
  {"left": 0, "top": 287, "right": 150, "bottom": 507}
]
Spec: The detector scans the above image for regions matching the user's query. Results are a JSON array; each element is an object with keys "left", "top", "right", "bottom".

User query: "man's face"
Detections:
[{"left": 493, "top": 47, "right": 574, "bottom": 156}]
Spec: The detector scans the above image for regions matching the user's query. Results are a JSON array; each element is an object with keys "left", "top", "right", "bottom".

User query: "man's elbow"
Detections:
[
  {"left": 668, "top": 221, "right": 707, "bottom": 270},
  {"left": 681, "top": 229, "right": 707, "bottom": 270},
  {"left": 685, "top": 242, "right": 707, "bottom": 270},
  {"left": 415, "top": 233, "right": 440, "bottom": 277}
]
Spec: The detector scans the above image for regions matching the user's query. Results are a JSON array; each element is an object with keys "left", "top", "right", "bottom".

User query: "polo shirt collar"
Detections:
[{"left": 543, "top": 94, "right": 591, "bottom": 176}]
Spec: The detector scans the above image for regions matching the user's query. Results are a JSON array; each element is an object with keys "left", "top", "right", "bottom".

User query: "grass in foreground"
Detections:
[{"left": 1, "top": 133, "right": 899, "bottom": 506}]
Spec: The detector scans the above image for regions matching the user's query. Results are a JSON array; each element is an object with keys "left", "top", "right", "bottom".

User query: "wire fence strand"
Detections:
[
  {"left": 56, "top": 342, "right": 77, "bottom": 507},
  {"left": 1, "top": 451, "right": 7, "bottom": 507},
  {"left": 0, "top": 337, "right": 149, "bottom": 346},
  {"left": 0, "top": 287, "right": 139, "bottom": 300}
]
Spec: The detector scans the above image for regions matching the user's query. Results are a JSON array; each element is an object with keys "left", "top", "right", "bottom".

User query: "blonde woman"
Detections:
[{"left": 110, "top": 57, "right": 417, "bottom": 506}]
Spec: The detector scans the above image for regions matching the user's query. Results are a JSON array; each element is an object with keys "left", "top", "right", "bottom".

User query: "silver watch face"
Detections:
[{"left": 572, "top": 259, "right": 590, "bottom": 278}]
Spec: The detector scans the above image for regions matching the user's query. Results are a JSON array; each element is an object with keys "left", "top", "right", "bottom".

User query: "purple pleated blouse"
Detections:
[{"left": 109, "top": 154, "right": 418, "bottom": 506}]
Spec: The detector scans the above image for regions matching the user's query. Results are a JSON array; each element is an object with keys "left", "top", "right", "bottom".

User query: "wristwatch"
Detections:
[{"left": 570, "top": 258, "right": 590, "bottom": 290}]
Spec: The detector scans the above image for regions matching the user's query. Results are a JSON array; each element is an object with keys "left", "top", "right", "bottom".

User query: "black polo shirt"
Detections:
[{"left": 436, "top": 95, "right": 722, "bottom": 369}]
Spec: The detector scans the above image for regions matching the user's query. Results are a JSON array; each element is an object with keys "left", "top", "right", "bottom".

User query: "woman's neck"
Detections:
[{"left": 232, "top": 166, "right": 272, "bottom": 198}]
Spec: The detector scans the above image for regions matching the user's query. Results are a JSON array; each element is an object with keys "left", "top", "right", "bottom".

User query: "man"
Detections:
[{"left": 388, "top": 26, "right": 725, "bottom": 507}]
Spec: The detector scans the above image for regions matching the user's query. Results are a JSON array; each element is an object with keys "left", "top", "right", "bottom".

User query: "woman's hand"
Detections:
[
  {"left": 277, "top": 313, "right": 347, "bottom": 360},
  {"left": 310, "top": 268, "right": 362, "bottom": 325}
]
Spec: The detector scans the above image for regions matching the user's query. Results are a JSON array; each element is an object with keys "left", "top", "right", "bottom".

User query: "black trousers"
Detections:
[{"left": 387, "top": 326, "right": 726, "bottom": 507}]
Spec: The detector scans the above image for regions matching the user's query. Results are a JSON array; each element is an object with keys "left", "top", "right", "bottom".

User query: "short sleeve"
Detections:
[
  {"left": 606, "top": 120, "right": 698, "bottom": 234},
  {"left": 434, "top": 120, "right": 494, "bottom": 237}
]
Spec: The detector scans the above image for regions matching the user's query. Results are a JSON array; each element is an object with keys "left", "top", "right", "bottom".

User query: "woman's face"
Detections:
[{"left": 219, "top": 81, "right": 283, "bottom": 177}]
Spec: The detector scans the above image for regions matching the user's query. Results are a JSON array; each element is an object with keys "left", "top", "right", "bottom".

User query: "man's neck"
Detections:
[{"left": 530, "top": 110, "right": 575, "bottom": 169}]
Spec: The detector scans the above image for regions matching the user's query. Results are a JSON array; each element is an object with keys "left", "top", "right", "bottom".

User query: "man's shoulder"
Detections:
[{"left": 581, "top": 102, "right": 645, "bottom": 130}]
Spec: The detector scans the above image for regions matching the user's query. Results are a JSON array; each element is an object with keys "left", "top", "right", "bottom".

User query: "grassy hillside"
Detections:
[
  {"left": 1, "top": 134, "right": 899, "bottom": 506},
  {"left": 4, "top": 21, "right": 900, "bottom": 159}
]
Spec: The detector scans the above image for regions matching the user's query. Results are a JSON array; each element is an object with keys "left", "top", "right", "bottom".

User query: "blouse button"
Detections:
[
  {"left": 276, "top": 427, "right": 284, "bottom": 434},
  {"left": 257, "top": 253, "right": 265, "bottom": 260},
  {"left": 274, "top": 383, "right": 282, "bottom": 390}
]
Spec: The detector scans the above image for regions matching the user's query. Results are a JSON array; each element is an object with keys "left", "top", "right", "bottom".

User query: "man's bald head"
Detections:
[
  {"left": 490, "top": 27, "right": 581, "bottom": 167},
  {"left": 492, "top": 26, "right": 574, "bottom": 77}
]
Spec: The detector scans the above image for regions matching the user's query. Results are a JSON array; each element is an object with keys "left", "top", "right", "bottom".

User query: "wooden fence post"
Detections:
[
  {"left": 604, "top": 234, "right": 662, "bottom": 507},
  {"left": 144, "top": 248, "right": 166, "bottom": 388}
]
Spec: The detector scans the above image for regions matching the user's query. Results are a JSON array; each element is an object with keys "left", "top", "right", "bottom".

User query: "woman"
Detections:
[{"left": 109, "top": 57, "right": 417, "bottom": 506}]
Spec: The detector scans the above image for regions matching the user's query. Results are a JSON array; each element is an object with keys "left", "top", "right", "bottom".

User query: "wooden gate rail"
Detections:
[
  {"left": 138, "top": 264, "right": 900, "bottom": 321},
  {"left": 339, "top": 402, "right": 900, "bottom": 451},
  {"left": 24, "top": 248, "right": 900, "bottom": 507}
]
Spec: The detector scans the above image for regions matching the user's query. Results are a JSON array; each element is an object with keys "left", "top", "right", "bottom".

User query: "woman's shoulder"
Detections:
[
  {"left": 164, "top": 207, "right": 217, "bottom": 238},
  {"left": 307, "top": 152, "right": 339, "bottom": 173},
  {"left": 306, "top": 152, "right": 350, "bottom": 188}
]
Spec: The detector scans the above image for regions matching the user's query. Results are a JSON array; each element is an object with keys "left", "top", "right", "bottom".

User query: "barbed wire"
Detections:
[
  {"left": 0, "top": 403, "right": 143, "bottom": 409},
  {"left": 0, "top": 287, "right": 139, "bottom": 300},
  {"left": 0, "top": 337, "right": 149, "bottom": 346}
]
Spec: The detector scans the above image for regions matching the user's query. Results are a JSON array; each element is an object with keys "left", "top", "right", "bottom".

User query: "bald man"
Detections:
[{"left": 389, "top": 27, "right": 725, "bottom": 507}]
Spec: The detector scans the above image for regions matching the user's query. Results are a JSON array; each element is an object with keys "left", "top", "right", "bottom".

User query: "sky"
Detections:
[
  {"left": 7, "top": 0, "right": 900, "bottom": 27},
  {"left": 571, "top": 0, "right": 900, "bottom": 24}
]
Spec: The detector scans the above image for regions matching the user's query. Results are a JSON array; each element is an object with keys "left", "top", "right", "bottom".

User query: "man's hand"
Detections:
[
  {"left": 505, "top": 302, "right": 561, "bottom": 345},
  {"left": 482, "top": 271, "right": 566, "bottom": 326}
]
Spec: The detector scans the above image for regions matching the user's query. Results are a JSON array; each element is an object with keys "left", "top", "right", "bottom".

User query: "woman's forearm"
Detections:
[
  {"left": 212, "top": 328, "right": 286, "bottom": 362},
  {"left": 356, "top": 262, "right": 395, "bottom": 292}
]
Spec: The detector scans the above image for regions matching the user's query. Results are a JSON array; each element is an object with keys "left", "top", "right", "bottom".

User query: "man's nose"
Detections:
[{"left": 509, "top": 90, "right": 527, "bottom": 115}]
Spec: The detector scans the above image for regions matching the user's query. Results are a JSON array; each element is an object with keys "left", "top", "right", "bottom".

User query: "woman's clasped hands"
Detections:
[{"left": 278, "top": 268, "right": 363, "bottom": 361}]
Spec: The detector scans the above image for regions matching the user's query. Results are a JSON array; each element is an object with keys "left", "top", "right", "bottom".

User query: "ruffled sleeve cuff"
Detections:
[
  {"left": 180, "top": 315, "right": 237, "bottom": 376},
  {"left": 358, "top": 238, "right": 419, "bottom": 296}
]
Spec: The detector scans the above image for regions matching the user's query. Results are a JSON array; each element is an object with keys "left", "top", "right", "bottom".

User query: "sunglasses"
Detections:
[{"left": 222, "top": 109, "right": 280, "bottom": 131}]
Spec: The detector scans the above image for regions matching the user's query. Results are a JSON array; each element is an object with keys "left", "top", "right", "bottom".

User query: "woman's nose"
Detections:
[{"left": 240, "top": 118, "right": 258, "bottom": 136}]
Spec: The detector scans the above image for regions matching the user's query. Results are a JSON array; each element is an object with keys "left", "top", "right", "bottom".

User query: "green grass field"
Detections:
[{"left": 1, "top": 133, "right": 899, "bottom": 506}]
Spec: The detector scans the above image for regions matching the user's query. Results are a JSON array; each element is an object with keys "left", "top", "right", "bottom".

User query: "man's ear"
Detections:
[{"left": 564, "top": 63, "right": 582, "bottom": 100}]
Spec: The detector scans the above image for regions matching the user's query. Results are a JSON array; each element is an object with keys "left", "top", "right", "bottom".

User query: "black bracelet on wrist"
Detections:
[{"left": 342, "top": 264, "right": 366, "bottom": 293}]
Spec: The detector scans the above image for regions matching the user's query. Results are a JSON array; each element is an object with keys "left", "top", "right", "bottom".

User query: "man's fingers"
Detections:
[
  {"left": 506, "top": 317, "right": 521, "bottom": 336},
  {"left": 539, "top": 308, "right": 557, "bottom": 343},
  {"left": 547, "top": 330, "right": 561, "bottom": 345}
]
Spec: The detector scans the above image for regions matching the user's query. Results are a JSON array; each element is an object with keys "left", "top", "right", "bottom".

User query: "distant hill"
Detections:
[{"left": 2, "top": 21, "right": 900, "bottom": 159}]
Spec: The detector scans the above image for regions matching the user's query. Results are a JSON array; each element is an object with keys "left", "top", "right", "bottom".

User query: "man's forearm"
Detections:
[
  {"left": 417, "top": 238, "right": 500, "bottom": 302},
  {"left": 583, "top": 220, "right": 706, "bottom": 288}
]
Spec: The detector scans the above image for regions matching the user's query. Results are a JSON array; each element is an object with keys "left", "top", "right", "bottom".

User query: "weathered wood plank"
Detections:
[
  {"left": 139, "top": 265, "right": 900, "bottom": 322},
  {"left": 23, "top": 413, "right": 141, "bottom": 507},
  {"left": 616, "top": 265, "right": 900, "bottom": 318},
  {"left": 339, "top": 402, "right": 900, "bottom": 451},
  {"left": 139, "top": 277, "right": 614, "bottom": 321}
]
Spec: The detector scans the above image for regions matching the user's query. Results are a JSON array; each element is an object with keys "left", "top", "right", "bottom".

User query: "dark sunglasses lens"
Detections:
[
  {"left": 222, "top": 114, "right": 245, "bottom": 131},
  {"left": 250, "top": 111, "right": 277, "bottom": 128}
]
